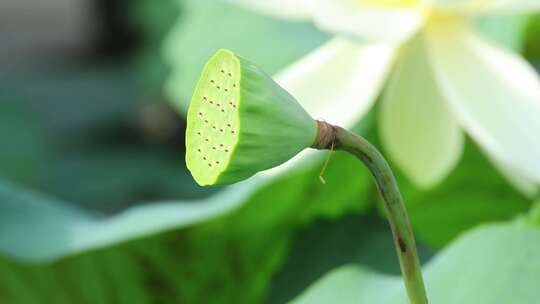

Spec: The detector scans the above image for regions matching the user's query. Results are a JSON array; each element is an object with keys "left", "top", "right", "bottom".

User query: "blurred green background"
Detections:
[{"left": 1, "top": 0, "right": 539, "bottom": 303}]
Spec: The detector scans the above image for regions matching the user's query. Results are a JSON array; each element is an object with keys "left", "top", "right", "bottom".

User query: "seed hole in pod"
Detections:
[
  {"left": 197, "top": 132, "right": 201, "bottom": 136},
  {"left": 216, "top": 161, "right": 220, "bottom": 164},
  {"left": 204, "top": 120, "right": 208, "bottom": 123},
  {"left": 212, "top": 126, "right": 216, "bottom": 129},
  {"left": 221, "top": 69, "right": 225, "bottom": 73},
  {"left": 212, "top": 147, "right": 216, "bottom": 150},
  {"left": 210, "top": 80, "right": 215, "bottom": 84},
  {"left": 227, "top": 124, "right": 231, "bottom": 127},
  {"left": 219, "top": 129, "right": 223, "bottom": 132},
  {"left": 205, "top": 138, "right": 209, "bottom": 142},
  {"left": 217, "top": 86, "right": 221, "bottom": 90},
  {"left": 197, "top": 148, "right": 201, "bottom": 152},
  {"left": 231, "top": 130, "right": 235, "bottom": 134},
  {"left": 203, "top": 96, "right": 207, "bottom": 101},
  {"left": 210, "top": 100, "right": 214, "bottom": 104},
  {"left": 220, "top": 144, "right": 224, "bottom": 147},
  {"left": 221, "top": 109, "right": 225, "bottom": 113},
  {"left": 208, "top": 163, "right": 212, "bottom": 167},
  {"left": 224, "top": 88, "right": 229, "bottom": 92},
  {"left": 198, "top": 112, "right": 202, "bottom": 116},
  {"left": 233, "top": 84, "right": 237, "bottom": 88},
  {"left": 216, "top": 103, "right": 220, "bottom": 107},
  {"left": 233, "top": 105, "right": 237, "bottom": 109},
  {"left": 203, "top": 157, "right": 207, "bottom": 160},
  {"left": 225, "top": 149, "right": 229, "bottom": 152},
  {"left": 228, "top": 73, "right": 232, "bottom": 77}
]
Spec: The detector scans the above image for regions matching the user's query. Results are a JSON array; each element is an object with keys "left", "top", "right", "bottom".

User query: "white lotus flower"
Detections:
[{"left": 229, "top": 0, "right": 540, "bottom": 194}]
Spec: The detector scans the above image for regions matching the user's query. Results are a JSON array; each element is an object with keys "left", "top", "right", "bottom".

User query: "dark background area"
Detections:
[{"left": 0, "top": 0, "right": 210, "bottom": 214}]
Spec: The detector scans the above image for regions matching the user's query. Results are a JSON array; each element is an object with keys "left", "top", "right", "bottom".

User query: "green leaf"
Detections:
[
  {"left": 293, "top": 223, "right": 540, "bottom": 304},
  {"left": 0, "top": 220, "right": 288, "bottom": 304},
  {"left": 0, "top": 177, "right": 261, "bottom": 261}
]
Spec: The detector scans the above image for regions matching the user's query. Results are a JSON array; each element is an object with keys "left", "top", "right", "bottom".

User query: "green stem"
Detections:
[{"left": 313, "top": 122, "right": 428, "bottom": 304}]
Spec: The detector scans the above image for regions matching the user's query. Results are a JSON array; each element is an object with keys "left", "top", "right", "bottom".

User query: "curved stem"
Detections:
[{"left": 313, "top": 122, "right": 428, "bottom": 304}]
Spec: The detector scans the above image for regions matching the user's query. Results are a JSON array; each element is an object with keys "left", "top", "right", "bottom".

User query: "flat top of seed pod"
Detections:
[{"left": 186, "top": 49, "right": 241, "bottom": 185}]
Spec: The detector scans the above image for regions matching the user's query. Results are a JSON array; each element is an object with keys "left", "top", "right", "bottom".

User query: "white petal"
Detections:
[
  {"left": 310, "top": 0, "right": 424, "bottom": 43},
  {"left": 262, "top": 37, "right": 396, "bottom": 176},
  {"left": 426, "top": 20, "right": 540, "bottom": 184},
  {"left": 427, "top": 0, "right": 475, "bottom": 5},
  {"left": 275, "top": 37, "right": 396, "bottom": 127},
  {"left": 226, "top": 0, "right": 312, "bottom": 20},
  {"left": 380, "top": 33, "right": 464, "bottom": 188}
]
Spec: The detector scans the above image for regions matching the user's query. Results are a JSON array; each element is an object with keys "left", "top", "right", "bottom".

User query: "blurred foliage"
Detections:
[
  {"left": 129, "top": 0, "right": 179, "bottom": 90},
  {"left": 0, "top": 65, "right": 203, "bottom": 213},
  {"left": 0, "top": 101, "right": 46, "bottom": 187},
  {"left": 525, "top": 13, "right": 540, "bottom": 61},
  {"left": 525, "top": 201, "right": 540, "bottom": 226}
]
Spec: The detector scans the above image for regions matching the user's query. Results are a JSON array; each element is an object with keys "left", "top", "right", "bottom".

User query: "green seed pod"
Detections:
[{"left": 186, "top": 49, "right": 317, "bottom": 186}]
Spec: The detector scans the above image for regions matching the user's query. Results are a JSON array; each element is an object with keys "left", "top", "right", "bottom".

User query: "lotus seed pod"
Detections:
[{"left": 186, "top": 49, "right": 317, "bottom": 186}]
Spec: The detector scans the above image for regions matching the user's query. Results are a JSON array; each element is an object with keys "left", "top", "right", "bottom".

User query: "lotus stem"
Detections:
[{"left": 313, "top": 121, "right": 429, "bottom": 304}]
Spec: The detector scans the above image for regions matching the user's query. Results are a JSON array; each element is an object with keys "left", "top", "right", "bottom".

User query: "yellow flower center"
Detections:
[
  {"left": 352, "top": 0, "right": 466, "bottom": 36},
  {"left": 356, "top": 0, "right": 419, "bottom": 8}
]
